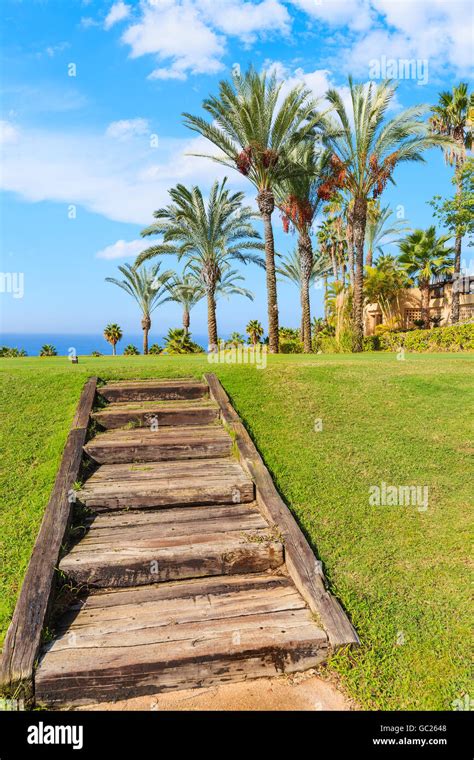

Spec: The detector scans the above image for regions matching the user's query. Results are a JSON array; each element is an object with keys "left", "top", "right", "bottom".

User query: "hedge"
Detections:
[{"left": 363, "top": 322, "right": 474, "bottom": 352}]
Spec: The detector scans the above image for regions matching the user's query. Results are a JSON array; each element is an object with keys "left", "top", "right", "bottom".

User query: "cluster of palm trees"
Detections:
[{"left": 104, "top": 70, "right": 471, "bottom": 353}]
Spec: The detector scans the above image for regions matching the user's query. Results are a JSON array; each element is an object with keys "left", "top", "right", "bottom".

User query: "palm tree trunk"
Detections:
[
  {"left": 300, "top": 295, "right": 305, "bottom": 344},
  {"left": 183, "top": 307, "right": 190, "bottom": 336},
  {"left": 323, "top": 274, "right": 328, "bottom": 321},
  {"left": 421, "top": 280, "right": 431, "bottom": 328},
  {"left": 141, "top": 314, "right": 151, "bottom": 355},
  {"left": 207, "top": 287, "right": 218, "bottom": 350},
  {"left": 299, "top": 231, "right": 313, "bottom": 353},
  {"left": 346, "top": 215, "right": 355, "bottom": 286},
  {"left": 366, "top": 246, "right": 373, "bottom": 268},
  {"left": 451, "top": 234, "right": 462, "bottom": 323},
  {"left": 352, "top": 195, "right": 368, "bottom": 352},
  {"left": 257, "top": 191, "right": 279, "bottom": 353},
  {"left": 112, "top": 343, "right": 116, "bottom": 357}
]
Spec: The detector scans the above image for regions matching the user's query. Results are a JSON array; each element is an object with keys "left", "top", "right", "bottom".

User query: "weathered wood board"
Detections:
[{"left": 0, "top": 377, "right": 98, "bottom": 695}]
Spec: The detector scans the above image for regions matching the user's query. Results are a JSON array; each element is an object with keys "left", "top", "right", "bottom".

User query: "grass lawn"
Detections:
[{"left": 0, "top": 352, "right": 472, "bottom": 710}]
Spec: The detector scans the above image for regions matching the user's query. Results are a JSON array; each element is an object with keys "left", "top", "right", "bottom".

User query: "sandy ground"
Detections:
[{"left": 77, "top": 671, "right": 354, "bottom": 711}]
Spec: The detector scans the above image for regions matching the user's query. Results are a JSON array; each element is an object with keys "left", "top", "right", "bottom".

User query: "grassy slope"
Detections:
[{"left": 0, "top": 353, "right": 472, "bottom": 710}]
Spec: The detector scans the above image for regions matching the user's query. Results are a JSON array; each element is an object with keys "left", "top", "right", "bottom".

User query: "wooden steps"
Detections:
[
  {"left": 35, "top": 574, "right": 328, "bottom": 706},
  {"left": 84, "top": 425, "right": 231, "bottom": 464},
  {"left": 92, "top": 398, "right": 219, "bottom": 429},
  {"left": 99, "top": 379, "right": 208, "bottom": 402},
  {"left": 27, "top": 376, "right": 356, "bottom": 708},
  {"left": 78, "top": 459, "right": 254, "bottom": 510},
  {"left": 59, "top": 503, "right": 283, "bottom": 587}
]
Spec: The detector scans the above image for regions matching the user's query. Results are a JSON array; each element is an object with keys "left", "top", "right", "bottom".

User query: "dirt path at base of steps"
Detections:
[{"left": 77, "top": 673, "right": 354, "bottom": 712}]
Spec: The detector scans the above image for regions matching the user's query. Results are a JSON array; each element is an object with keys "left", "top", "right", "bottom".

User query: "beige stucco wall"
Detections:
[{"left": 364, "top": 283, "right": 474, "bottom": 335}]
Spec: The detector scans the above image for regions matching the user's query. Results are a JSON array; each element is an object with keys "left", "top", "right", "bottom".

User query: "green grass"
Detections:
[{"left": 1, "top": 352, "right": 472, "bottom": 710}]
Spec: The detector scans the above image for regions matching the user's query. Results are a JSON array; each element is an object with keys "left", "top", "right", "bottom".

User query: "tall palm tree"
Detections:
[
  {"left": 274, "top": 143, "right": 330, "bottom": 351},
  {"left": 246, "top": 319, "right": 264, "bottom": 346},
  {"left": 430, "top": 83, "right": 473, "bottom": 323},
  {"left": 365, "top": 203, "right": 410, "bottom": 267},
  {"left": 105, "top": 263, "right": 173, "bottom": 354},
  {"left": 183, "top": 66, "right": 326, "bottom": 353},
  {"left": 277, "top": 247, "right": 331, "bottom": 344},
  {"left": 103, "top": 323, "right": 123, "bottom": 356},
  {"left": 136, "top": 180, "right": 263, "bottom": 350},
  {"left": 322, "top": 192, "right": 354, "bottom": 286},
  {"left": 321, "top": 77, "right": 453, "bottom": 351},
  {"left": 165, "top": 274, "right": 204, "bottom": 335},
  {"left": 398, "top": 227, "right": 454, "bottom": 328}
]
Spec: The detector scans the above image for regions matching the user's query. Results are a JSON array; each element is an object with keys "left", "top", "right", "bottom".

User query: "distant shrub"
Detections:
[
  {"left": 363, "top": 335, "right": 381, "bottom": 351},
  {"left": 279, "top": 338, "right": 304, "bottom": 354},
  {"left": 39, "top": 344, "right": 57, "bottom": 357},
  {"left": 123, "top": 344, "right": 140, "bottom": 356},
  {"left": 163, "top": 329, "right": 204, "bottom": 354},
  {"left": 91, "top": 350, "right": 102, "bottom": 357},
  {"left": 363, "top": 323, "right": 474, "bottom": 352},
  {"left": 149, "top": 343, "right": 162, "bottom": 355},
  {"left": 277, "top": 326, "right": 303, "bottom": 353},
  {"left": 0, "top": 346, "right": 27, "bottom": 357},
  {"left": 279, "top": 327, "right": 300, "bottom": 340}
]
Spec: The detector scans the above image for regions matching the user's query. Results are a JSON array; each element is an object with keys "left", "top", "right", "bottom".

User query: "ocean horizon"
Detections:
[{"left": 0, "top": 333, "right": 214, "bottom": 356}]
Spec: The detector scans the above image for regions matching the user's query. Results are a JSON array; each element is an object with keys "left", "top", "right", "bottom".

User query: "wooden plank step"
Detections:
[
  {"left": 99, "top": 380, "right": 208, "bottom": 402},
  {"left": 59, "top": 509, "right": 284, "bottom": 587},
  {"left": 92, "top": 399, "right": 219, "bottom": 429},
  {"left": 77, "top": 503, "right": 267, "bottom": 542},
  {"left": 79, "top": 459, "right": 254, "bottom": 511},
  {"left": 83, "top": 425, "right": 231, "bottom": 464},
  {"left": 35, "top": 574, "right": 328, "bottom": 705}
]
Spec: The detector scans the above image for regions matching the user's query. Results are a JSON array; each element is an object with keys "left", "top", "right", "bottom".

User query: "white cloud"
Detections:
[
  {"left": 96, "top": 238, "right": 146, "bottom": 259},
  {"left": 121, "top": 0, "right": 225, "bottom": 79},
  {"left": 80, "top": 16, "right": 100, "bottom": 29},
  {"left": 198, "top": 0, "right": 290, "bottom": 40},
  {"left": 0, "top": 122, "right": 243, "bottom": 225},
  {"left": 113, "top": 0, "right": 289, "bottom": 80},
  {"left": 104, "top": 1, "right": 131, "bottom": 30},
  {"left": 291, "top": 0, "right": 473, "bottom": 76},
  {"left": 45, "top": 41, "right": 70, "bottom": 57},
  {"left": 0, "top": 120, "right": 19, "bottom": 145},
  {"left": 105, "top": 118, "right": 150, "bottom": 140},
  {"left": 289, "top": 0, "right": 374, "bottom": 31}
]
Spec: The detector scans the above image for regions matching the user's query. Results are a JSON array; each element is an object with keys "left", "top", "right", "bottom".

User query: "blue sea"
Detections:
[{"left": 0, "top": 333, "right": 212, "bottom": 356}]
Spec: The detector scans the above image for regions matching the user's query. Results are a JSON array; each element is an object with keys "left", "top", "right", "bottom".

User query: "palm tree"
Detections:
[
  {"left": 277, "top": 247, "right": 332, "bottom": 343},
  {"left": 322, "top": 192, "right": 353, "bottom": 286},
  {"left": 365, "top": 203, "right": 410, "bottom": 267},
  {"left": 274, "top": 143, "right": 331, "bottom": 351},
  {"left": 430, "top": 83, "right": 473, "bottom": 323},
  {"left": 123, "top": 344, "right": 140, "bottom": 356},
  {"left": 227, "top": 332, "right": 245, "bottom": 347},
  {"left": 166, "top": 274, "right": 204, "bottom": 335},
  {"left": 183, "top": 66, "right": 326, "bottom": 353},
  {"left": 136, "top": 180, "right": 263, "bottom": 351},
  {"left": 103, "top": 323, "right": 122, "bottom": 356},
  {"left": 322, "top": 77, "right": 453, "bottom": 351},
  {"left": 163, "top": 328, "right": 203, "bottom": 355},
  {"left": 246, "top": 319, "right": 264, "bottom": 346},
  {"left": 214, "top": 265, "right": 254, "bottom": 302},
  {"left": 106, "top": 263, "right": 173, "bottom": 354},
  {"left": 398, "top": 227, "right": 454, "bottom": 328},
  {"left": 364, "top": 255, "right": 410, "bottom": 326},
  {"left": 39, "top": 344, "right": 57, "bottom": 357}
]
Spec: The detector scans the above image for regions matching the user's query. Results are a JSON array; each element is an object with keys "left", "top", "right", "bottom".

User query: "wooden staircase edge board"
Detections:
[
  {"left": 203, "top": 372, "right": 360, "bottom": 651},
  {"left": 0, "top": 376, "right": 98, "bottom": 694}
]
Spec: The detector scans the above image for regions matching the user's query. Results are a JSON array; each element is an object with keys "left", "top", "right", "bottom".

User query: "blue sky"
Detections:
[{"left": 1, "top": 0, "right": 472, "bottom": 338}]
